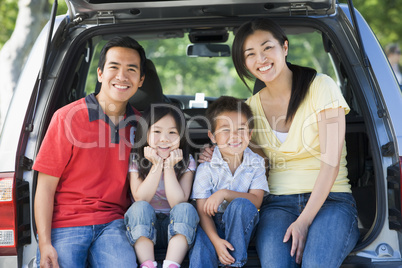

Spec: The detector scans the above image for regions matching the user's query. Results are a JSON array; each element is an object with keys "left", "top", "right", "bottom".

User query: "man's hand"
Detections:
[
  {"left": 213, "top": 238, "right": 235, "bottom": 265},
  {"left": 39, "top": 244, "right": 59, "bottom": 268},
  {"left": 204, "top": 190, "right": 225, "bottom": 216}
]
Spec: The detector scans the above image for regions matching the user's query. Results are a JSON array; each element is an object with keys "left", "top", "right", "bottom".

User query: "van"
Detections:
[{"left": 1, "top": 0, "right": 401, "bottom": 267}]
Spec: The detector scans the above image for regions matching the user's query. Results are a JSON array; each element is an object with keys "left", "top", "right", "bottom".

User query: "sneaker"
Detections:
[
  {"left": 140, "top": 260, "right": 157, "bottom": 268},
  {"left": 167, "top": 264, "right": 179, "bottom": 268}
]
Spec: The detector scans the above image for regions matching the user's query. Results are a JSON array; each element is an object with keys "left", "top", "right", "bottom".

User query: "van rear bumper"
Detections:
[{"left": 0, "top": 256, "right": 17, "bottom": 268}]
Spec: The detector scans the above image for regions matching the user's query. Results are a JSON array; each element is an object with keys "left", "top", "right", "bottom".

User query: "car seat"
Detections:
[{"left": 129, "top": 59, "right": 165, "bottom": 111}]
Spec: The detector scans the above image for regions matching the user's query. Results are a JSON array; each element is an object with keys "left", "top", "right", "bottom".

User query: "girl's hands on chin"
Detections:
[
  {"left": 144, "top": 146, "right": 163, "bottom": 166},
  {"left": 164, "top": 148, "right": 183, "bottom": 169},
  {"left": 198, "top": 144, "right": 215, "bottom": 163}
]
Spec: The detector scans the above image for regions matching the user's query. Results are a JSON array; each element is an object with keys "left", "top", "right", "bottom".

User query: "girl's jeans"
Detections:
[
  {"left": 36, "top": 219, "right": 136, "bottom": 268},
  {"left": 256, "top": 192, "right": 360, "bottom": 268},
  {"left": 189, "top": 198, "right": 259, "bottom": 267},
  {"left": 124, "top": 201, "right": 199, "bottom": 248}
]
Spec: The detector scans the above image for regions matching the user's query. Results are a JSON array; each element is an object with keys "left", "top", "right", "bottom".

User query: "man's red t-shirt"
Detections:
[{"left": 33, "top": 94, "right": 140, "bottom": 228}]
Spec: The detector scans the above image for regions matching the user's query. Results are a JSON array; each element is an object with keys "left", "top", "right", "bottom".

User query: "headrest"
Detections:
[{"left": 129, "top": 59, "right": 164, "bottom": 111}]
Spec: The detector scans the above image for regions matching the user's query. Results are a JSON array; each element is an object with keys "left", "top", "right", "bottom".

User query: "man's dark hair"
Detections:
[
  {"left": 206, "top": 96, "right": 254, "bottom": 134},
  {"left": 98, "top": 36, "right": 147, "bottom": 77}
]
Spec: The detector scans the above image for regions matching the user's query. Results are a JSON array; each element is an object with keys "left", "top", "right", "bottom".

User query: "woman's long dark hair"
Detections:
[
  {"left": 232, "top": 18, "right": 317, "bottom": 122},
  {"left": 133, "top": 104, "right": 191, "bottom": 180}
]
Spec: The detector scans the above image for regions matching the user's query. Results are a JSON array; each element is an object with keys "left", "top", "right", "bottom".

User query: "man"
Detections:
[{"left": 34, "top": 36, "right": 145, "bottom": 268}]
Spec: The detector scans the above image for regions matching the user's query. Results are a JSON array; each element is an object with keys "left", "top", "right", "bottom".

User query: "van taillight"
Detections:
[{"left": 0, "top": 173, "right": 17, "bottom": 255}]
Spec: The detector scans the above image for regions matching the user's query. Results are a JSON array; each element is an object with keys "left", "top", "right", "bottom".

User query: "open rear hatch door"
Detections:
[{"left": 66, "top": 0, "right": 336, "bottom": 24}]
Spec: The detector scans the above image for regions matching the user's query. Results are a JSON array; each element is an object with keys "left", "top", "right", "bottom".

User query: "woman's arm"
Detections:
[
  {"left": 198, "top": 144, "right": 215, "bottom": 163},
  {"left": 283, "top": 107, "right": 346, "bottom": 264}
]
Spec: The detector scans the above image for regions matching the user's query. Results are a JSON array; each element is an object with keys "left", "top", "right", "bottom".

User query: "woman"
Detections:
[
  {"left": 235, "top": 18, "right": 360, "bottom": 268},
  {"left": 202, "top": 18, "right": 360, "bottom": 267}
]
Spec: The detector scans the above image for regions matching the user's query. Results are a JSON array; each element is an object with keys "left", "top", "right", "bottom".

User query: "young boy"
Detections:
[{"left": 189, "top": 96, "right": 269, "bottom": 267}]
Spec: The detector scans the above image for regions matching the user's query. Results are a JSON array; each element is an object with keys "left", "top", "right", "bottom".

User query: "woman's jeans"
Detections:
[
  {"left": 124, "top": 201, "right": 199, "bottom": 248},
  {"left": 256, "top": 192, "right": 360, "bottom": 268},
  {"left": 36, "top": 219, "right": 136, "bottom": 268},
  {"left": 189, "top": 198, "right": 259, "bottom": 268}
]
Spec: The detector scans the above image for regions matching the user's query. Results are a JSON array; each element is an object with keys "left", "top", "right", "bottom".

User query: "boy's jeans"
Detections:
[
  {"left": 189, "top": 198, "right": 259, "bottom": 267},
  {"left": 36, "top": 219, "right": 136, "bottom": 268},
  {"left": 255, "top": 193, "right": 360, "bottom": 268},
  {"left": 124, "top": 201, "right": 199, "bottom": 248}
]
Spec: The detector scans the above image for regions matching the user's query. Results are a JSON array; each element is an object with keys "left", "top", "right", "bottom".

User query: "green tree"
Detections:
[
  {"left": 343, "top": 0, "right": 402, "bottom": 46},
  {"left": 0, "top": 0, "right": 67, "bottom": 127},
  {"left": 0, "top": 0, "right": 19, "bottom": 50}
]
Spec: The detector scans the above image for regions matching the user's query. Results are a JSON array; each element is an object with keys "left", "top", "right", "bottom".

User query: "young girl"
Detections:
[{"left": 124, "top": 104, "right": 199, "bottom": 268}]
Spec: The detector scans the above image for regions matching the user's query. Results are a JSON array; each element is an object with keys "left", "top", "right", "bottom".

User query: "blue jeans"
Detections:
[
  {"left": 189, "top": 198, "right": 259, "bottom": 267},
  {"left": 36, "top": 219, "right": 136, "bottom": 268},
  {"left": 124, "top": 201, "right": 199, "bottom": 248},
  {"left": 256, "top": 193, "right": 360, "bottom": 268}
]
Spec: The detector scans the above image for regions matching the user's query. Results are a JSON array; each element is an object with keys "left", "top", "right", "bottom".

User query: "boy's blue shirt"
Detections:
[{"left": 191, "top": 147, "right": 269, "bottom": 212}]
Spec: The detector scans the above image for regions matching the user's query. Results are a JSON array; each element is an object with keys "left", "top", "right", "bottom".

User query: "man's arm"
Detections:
[{"left": 34, "top": 172, "right": 60, "bottom": 268}]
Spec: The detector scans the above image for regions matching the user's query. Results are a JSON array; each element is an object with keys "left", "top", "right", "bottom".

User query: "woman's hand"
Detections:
[
  {"left": 164, "top": 148, "right": 183, "bottom": 169},
  {"left": 283, "top": 218, "right": 311, "bottom": 264},
  {"left": 198, "top": 144, "right": 215, "bottom": 163},
  {"left": 144, "top": 146, "right": 163, "bottom": 167}
]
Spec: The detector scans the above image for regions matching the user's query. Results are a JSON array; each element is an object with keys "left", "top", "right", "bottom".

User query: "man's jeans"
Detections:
[
  {"left": 124, "top": 201, "right": 199, "bottom": 248},
  {"left": 255, "top": 192, "right": 360, "bottom": 268},
  {"left": 189, "top": 198, "right": 259, "bottom": 267},
  {"left": 36, "top": 219, "right": 136, "bottom": 268}
]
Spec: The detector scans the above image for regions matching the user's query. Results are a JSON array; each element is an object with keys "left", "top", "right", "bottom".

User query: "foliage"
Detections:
[
  {"left": 341, "top": 0, "right": 402, "bottom": 47},
  {"left": 141, "top": 34, "right": 251, "bottom": 99},
  {"left": 1, "top": 1, "right": 401, "bottom": 53},
  {"left": 1, "top": 0, "right": 400, "bottom": 97},
  {"left": 85, "top": 31, "right": 334, "bottom": 99},
  {"left": 140, "top": 31, "right": 334, "bottom": 98},
  {"left": 0, "top": 0, "right": 68, "bottom": 50},
  {"left": 0, "top": 0, "right": 18, "bottom": 49}
]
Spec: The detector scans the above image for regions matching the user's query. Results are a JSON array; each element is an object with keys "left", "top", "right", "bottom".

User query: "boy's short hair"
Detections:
[{"left": 206, "top": 96, "right": 254, "bottom": 133}]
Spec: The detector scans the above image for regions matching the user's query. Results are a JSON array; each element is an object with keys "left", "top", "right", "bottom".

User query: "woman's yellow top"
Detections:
[{"left": 246, "top": 74, "right": 351, "bottom": 195}]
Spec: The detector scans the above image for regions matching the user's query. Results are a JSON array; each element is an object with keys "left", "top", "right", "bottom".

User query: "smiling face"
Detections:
[
  {"left": 209, "top": 111, "right": 252, "bottom": 158},
  {"left": 243, "top": 30, "right": 289, "bottom": 84},
  {"left": 97, "top": 46, "right": 145, "bottom": 106},
  {"left": 147, "top": 114, "right": 181, "bottom": 159}
]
